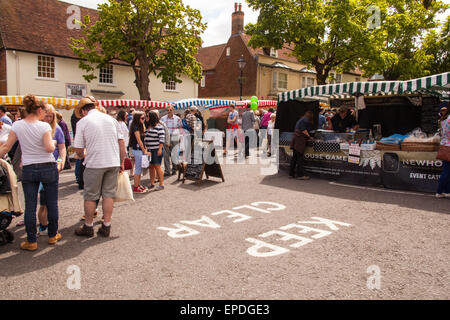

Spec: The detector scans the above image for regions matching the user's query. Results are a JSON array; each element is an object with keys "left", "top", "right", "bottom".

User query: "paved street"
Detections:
[{"left": 0, "top": 155, "right": 449, "bottom": 300}]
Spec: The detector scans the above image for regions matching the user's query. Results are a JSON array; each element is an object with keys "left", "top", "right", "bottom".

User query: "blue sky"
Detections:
[{"left": 60, "top": 0, "right": 259, "bottom": 47}]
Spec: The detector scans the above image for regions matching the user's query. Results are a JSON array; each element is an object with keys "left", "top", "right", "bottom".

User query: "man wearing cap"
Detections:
[
  {"left": 73, "top": 98, "right": 126, "bottom": 238},
  {"left": 330, "top": 107, "right": 359, "bottom": 133}
]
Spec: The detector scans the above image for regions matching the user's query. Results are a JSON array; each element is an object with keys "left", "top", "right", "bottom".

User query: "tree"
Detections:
[
  {"left": 70, "top": 0, "right": 206, "bottom": 100},
  {"left": 360, "top": 0, "right": 447, "bottom": 80},
  {"left": 246, "top": 0, "right": 376, "bottom": 85},
  {"left": 421, "top": 15, "right": 450, "bottom": 75}
]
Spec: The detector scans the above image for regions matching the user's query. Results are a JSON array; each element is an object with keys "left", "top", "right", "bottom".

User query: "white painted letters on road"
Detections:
[
  {"left": 297, "top": 217, "right": 352, "bottom": 231},
  {"left": 181, "top": 216, "right": 221, "bottom": 229},
  {"left": 157, "top": 224, "right": 200, "bottom": 238},
  {"left": 211, "top": 210, "right": 252, "bottom": 223},
  {"left": 246, "top": 238, "right": 290, "bottom": 258},
  {"left": 251, "top": 202, "right": 286, "bottom": 212},
  {"left": 279, "top": 223, "right": 332, "bottom": 239},
  {"left": 259, "top": 230, "right": 314, "bottom": 248}
]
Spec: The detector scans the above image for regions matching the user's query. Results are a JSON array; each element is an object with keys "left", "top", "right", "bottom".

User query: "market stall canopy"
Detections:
[
  {"left": 98, "top": 100, "right": 172, "bottom": 109},
  {"left": 0, "top": 96, "right": 173, "bottom": 110},
  {"left": 0, "top": 95, "right": 79, "bottom": 109},
  {"left": 207, "top": 100, "right": 278, "bottom": 110},
  {"left": 173, "top": 98, "right": 235, "bottom": 110},
  {"left": 278, "top": 72, "right": 450, "bottom": 102}
]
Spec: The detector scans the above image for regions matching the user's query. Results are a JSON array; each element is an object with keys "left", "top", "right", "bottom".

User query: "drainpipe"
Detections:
[{"left": 12, "top": 50, "right": 20, "bottom": 95}]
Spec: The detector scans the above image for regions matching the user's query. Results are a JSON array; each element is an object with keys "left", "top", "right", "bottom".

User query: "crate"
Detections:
[
  {"left": 375, "top": 142, "right": 401, "bottom": 151},
  {"left": 400, "top": 142, "right": 439, "bottom": 152}
]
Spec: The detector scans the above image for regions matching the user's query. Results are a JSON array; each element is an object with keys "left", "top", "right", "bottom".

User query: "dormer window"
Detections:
[
  {"left": 226, "top": 47, "right": 230, "bottom": 56},
  {"left": 270, "top": 48, "right": 278, "bottom": 58}
]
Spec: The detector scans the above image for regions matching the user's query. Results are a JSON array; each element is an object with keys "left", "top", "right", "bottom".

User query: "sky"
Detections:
[{"left": 60, "top": 0, "right": 259, "bottom": 47}]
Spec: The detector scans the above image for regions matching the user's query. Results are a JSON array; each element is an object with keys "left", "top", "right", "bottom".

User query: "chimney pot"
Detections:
[
  {"left": 235, "top": 3, "right": 238, "bottom": 12},
  {"left": 239, "top": 3, "right": 242, "bottom": 11}
]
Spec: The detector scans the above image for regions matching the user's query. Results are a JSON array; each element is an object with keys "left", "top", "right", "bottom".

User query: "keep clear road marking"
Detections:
[
  {"left": 157, "top": 202, "right": 352, "bottom": 259},
  {"left": 328, "top": 182, "right": 430, "bottom": 197}
]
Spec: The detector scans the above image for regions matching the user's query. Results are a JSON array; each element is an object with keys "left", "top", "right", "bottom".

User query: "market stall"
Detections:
[{"left": 276, "top": 72, "right": 449, "bottom": 193}]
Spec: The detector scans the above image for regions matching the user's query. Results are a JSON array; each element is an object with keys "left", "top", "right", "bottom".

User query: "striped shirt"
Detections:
[{"left": 144, "top": 124, "right": 165, "bottom": 150}]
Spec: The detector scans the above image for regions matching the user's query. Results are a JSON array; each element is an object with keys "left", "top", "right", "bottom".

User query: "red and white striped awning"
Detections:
[
  {"left": 98, "top": 100, "right": 173, "bottom": 109},
  {"left": 209, "top": 100, "right": 278, "bottom": 110}
]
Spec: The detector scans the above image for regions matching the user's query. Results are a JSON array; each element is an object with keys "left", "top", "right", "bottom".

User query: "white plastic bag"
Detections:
[
  {"left": 141, "top": 154, "right": 150, "bottom": 168},
  {"left": 114, "top": 171, "right": 134, "bottom": 202}
]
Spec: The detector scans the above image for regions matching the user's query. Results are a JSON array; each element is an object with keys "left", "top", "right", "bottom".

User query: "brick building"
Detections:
[{"left": 196, "top": 3, "right": 365, "bottom": 101}]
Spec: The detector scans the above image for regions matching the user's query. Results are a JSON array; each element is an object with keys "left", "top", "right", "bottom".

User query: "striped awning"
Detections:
[
  {"left": 0, "top": 96, "right": 79, "bottom": 109},
  {"left": 278, "top": 72, "right": 450, "bottom": 102},
  {"left": 98, "top": 100, "right": 172, "bottom": 109},
  {"left": 173, "top": 99, "right": 235, "bottom": 110},
  {"left": 402, "top": 72, "right": 450, "bottom": 93},
  {"left": 234, "top": 100, "right": 278, "bottom": 108},
  {"left": 278, "top": 81, "right": 402, "bottom": 102}
]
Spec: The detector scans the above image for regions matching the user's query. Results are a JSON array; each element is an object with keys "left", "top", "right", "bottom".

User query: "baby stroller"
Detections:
[
  {"left": 0, "top": 159, "right": 23, "bottom": 246},
  {"left": 0, "top": 212, "right": 15, "bottom": 245}
]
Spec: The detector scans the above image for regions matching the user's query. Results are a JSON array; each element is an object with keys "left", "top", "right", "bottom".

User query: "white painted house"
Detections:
[{"left": 0, "top": 0, "right": 198, "bottom": 103}]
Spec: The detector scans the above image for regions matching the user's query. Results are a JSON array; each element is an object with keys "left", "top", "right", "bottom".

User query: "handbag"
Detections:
[
  {"left": 124, "top": 158, "right": 132, "bottom": 170},
  {"left": 114, "top": 172, "right": 134, "bottom": 202},
  {"left": 141, "top": 154, "right": 150, "bottom": 168},
  {"left": 436, "top": 145, "right": 450, "bottom": 162}
]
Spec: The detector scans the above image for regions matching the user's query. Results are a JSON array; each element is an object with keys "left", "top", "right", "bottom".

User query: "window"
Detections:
[
  {"left": 336, "top": 74, "right": 342, "bottom": 83},
  {"left": 200, "top": 76, "right": 205, "bottom": 88},
  {"left": 302, "top": 77, "right": 315, "bottom": 88},
  {"left": 226, "top": 47, "right": 230, "bottom": 56},
  {"left": 165, "top": 80, "right": 177, "bottom": 91},
  {"left": 272, "top": 71, "right": 288, "bottom": 90},
  {"left": 278, "top": 73, "right": 288, "bottom": 89},
  {"left": 38, "top": 55, "right": 55, "bottom": 79},
  {"left": 355, "top": 77, "right": 361, "bottom": 82},
  {"left": 99, "top": 64, "right": 113, "bottom": 84},
  {"left": 270, "top": 48, "right": 278, "bottom": 58}
]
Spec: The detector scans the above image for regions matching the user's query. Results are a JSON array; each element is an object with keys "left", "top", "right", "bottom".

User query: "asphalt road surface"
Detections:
[{"left": 1, "top": 154, "right": 449, "bottom": 300}]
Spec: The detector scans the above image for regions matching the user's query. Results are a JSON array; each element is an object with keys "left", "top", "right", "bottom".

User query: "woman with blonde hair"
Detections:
[
  {"left": 0, "top": 95, "right": 60, "bottom": 251},
  {"left": 36, "top": 104, "right": 66, "bottom": 236}
]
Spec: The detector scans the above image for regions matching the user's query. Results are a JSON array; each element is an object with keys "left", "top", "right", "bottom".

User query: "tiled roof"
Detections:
[
  {"left": 0, "top": 0, "right": 98, "bottom": 59},
  {"left": 240, "top": 33, "right": 299, "bottom": 64},
  {"left": 195, "top": 43, "right": 227, "bottom": 71}
]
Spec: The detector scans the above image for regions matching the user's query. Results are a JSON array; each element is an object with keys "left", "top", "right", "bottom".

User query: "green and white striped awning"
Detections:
[{"left": 278, "top": 72, "right": 450, "bottom": 102}]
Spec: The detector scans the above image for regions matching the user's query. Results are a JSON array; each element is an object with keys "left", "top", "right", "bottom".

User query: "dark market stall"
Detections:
[{"left": 276, "top": 72, "right": 449, "bottom": 193}]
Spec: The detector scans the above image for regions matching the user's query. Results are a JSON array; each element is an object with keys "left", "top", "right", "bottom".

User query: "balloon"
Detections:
[
  {"left": 251, "top": 102, "right": 258, "bottom": 110},
  {"left": 251, "top": 96, "right": 258, "bottom": 103}
]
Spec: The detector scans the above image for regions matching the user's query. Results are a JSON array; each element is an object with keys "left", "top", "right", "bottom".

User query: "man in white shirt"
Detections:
[
  {"left": 0, "top": 121, "right": 11, "bottom": 145},
  {"left": 160, "top": 106, "right": 182, "bottom": 175},
  {"left": 73, "top": 98, "right": 126, "bottom": 238}
]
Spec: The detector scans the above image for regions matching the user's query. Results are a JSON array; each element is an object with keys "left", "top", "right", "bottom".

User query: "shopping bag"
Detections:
[
  {"left": 124, "top": 158, "right": 132, "bottom": 170},
  {"left": 114, "top": 172, "right": 134, "bottom": 202},
  {"left": 436, "top": 145, "right": 450, "bottom": 162},
  {"left": 141, "top": 154, "right": 150, "bottom": 168}
]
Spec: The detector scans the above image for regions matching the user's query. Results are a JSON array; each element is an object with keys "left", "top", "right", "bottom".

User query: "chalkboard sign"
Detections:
[
  {"left": 184, "top": 164, "right": 204, "bottom": 182},
  {"left": 183, "top": 140, "right": 225, "bottom": 184}
]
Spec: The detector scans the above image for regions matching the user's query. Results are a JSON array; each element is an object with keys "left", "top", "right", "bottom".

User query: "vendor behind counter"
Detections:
[{"left": 329, "top": 107, "right": 359, "bottom": 133}]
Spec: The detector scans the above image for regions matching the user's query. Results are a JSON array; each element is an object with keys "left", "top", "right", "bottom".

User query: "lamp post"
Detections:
[{"left": 237, "top": 55, "right": 246, "bottom": 101}]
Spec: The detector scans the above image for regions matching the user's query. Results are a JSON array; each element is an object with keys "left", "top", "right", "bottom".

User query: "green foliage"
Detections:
[
  {"left": 70, "top": 0, "right": 206, "bottom": 100},
  {"left": 246, "top": 0, "right": 448, "bottom": 83},
  {"left": 360, "top": 0, "right": 448, "bottom": 80}
]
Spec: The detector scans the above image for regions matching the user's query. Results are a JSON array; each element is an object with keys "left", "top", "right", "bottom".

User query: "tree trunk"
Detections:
[
  {"left": 314, "top": 63, "right": 329, "bottom": 85},
  {"left": 133, "top": 55, "right": 151, "bottom": 100}
]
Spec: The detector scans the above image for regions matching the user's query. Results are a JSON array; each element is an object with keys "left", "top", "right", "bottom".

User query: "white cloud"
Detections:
[{"left": 59, "top": 0, "right": 258, "bottom": 47}]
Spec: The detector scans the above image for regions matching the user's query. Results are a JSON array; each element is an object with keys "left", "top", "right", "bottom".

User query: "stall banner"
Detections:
[
  {"left": 381, "top": 151, "right": 442, "bottom": 193},
  {"left": 302, "top": 147, "right": 383, "bottom": 186}
]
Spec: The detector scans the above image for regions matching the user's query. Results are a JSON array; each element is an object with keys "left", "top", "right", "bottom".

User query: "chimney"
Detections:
[{"left": 232, "top": 3, "right": 244, "bottom": 35}]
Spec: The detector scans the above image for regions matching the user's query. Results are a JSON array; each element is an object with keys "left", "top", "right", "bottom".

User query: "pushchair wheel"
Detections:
[
  {"left": 5, "top": 230, "right": 14, "bottom": 243},
  {"left": 0, "top": 231, "right": 6, "bottom": 246}
]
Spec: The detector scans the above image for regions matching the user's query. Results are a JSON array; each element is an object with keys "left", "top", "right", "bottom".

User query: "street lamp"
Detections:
[{"left": 237, "top": 55, "right": 246, "bottom": 101}]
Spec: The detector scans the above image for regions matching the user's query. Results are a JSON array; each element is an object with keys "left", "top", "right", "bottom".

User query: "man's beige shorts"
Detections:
[{"left": 83, "top": 167, "right": 120, "bottom": 201}]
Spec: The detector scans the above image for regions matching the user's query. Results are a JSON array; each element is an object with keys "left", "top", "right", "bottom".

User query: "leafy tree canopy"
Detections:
[{"left": 71, "top": 0, "right": 206, "bottom": 100}]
